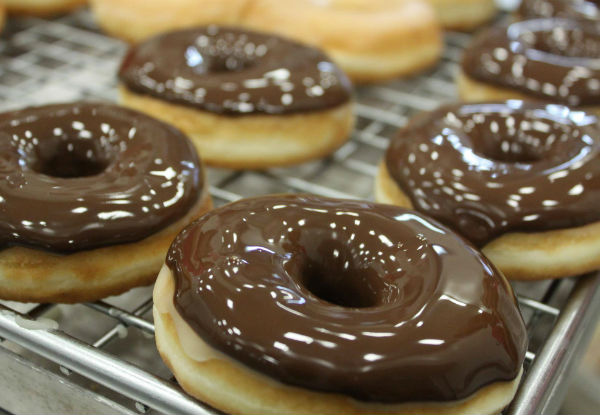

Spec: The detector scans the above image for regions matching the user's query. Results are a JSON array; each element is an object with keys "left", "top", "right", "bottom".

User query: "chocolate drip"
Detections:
[
  {"left": 119, "top": 26, "right": 352, "bottom": 116},
  {"left": 0, "top": 103, "right": 203, "bottom": 252},
  {"left": 385, "top": 102, "right": 600, "bottom": 246},
  {"left": 167, "top": 195, "right": 527, "bottom": 403},
  {"left": 462, "top": 19, "right": 600, "bottom": 106},
  {"left": 520, "top": 0, "right": 600, "bottom": 21}
]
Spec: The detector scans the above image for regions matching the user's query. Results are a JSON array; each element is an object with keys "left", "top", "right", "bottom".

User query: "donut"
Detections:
[
  {"left": 458, "top": 19, "right": 600, "bottom": 112},
  {"left": 153, "top": 194, "right": 527, "bottom": 414},
  {"left": 91, "top": 0, "right": 442, "bottom": 83},
  {"left": 0, "top": 102, "right": 212, "bottom": 303},
  {"left": 426, "top": 0, "right": 497, "bottom": 30},
  {"left": 88, "top": 0, "right": 250, "bottom": 43},
  {"left": 242, "top": 0, "right": 442, "bottom": 83},
  {"left": 519, "top": 0, "right": 600, "bottom": 21},
  {"left": 376, "top": 101, "right": 600, "bottom": 280},
  {"left": 118, "top": 26, "right": 354, "bottom": 169},
  {"left": 4, "top": 0, "right": 85, "bottom": 16}
]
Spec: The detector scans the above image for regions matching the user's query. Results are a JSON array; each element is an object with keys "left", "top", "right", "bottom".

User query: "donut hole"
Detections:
[
  {"left": 186, "top": 37, "right": 259, "bottom": 74},
  {"left": 475, "top": 138, "right": 544, "bottom": 163},
  {"left": 30, "top": 138, "right": 112, "bottom": 178},
  {"left": 205, "top": 54, "right": 256, "bottom": 73},
  {"left": 301, "top": 259, "right": 381, "bottom": 308},
  {"left": 466, "top": 114, "right": 573, "bottom": 163},
  {"left": 296, "top": 240, "right": 389, "bottom": 308}
]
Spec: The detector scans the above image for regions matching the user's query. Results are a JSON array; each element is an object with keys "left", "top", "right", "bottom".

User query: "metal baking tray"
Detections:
[{"left": 0, "top": 9, "right": 599, "bottom": 415}]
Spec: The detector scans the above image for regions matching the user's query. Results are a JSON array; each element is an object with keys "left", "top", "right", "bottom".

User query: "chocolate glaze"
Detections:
[
  {"left": 0, "top": 102, "right": 203, "bottom": 253},
  {"left": 167, "top": 194, "right": 527, "bottom": 403},
  {"left": 520, "top": 0, "right": 600, "bottom": 21},
  {"left": 462, "top": 19, "right": 600, "bottom": 106},
  {"left": 119, "top": 26, "right": 352, "bottom": 115},
  {"left": 385, "top": 101, "right": 600, "bottom": 246}
]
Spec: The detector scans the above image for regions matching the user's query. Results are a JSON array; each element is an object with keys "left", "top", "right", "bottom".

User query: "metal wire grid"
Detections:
[{"left": 0, "top": 9, "right": 599, "bottom": 415}]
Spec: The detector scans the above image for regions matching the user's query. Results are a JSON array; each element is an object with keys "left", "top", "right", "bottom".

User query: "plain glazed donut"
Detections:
[
  {"left": 426, "top": 0, "right": 497, "bottom": 30},
  {"left": 4, "top": 0, "right": 85, "bottom": 16},
  {"left": 377, "top": 101, "right": 600, "bottom": 280},
  {"left": 0, "top": 103, "right": 212, "bottom": 303},
  {"left": 153, "top": 194, "right": 527, "bottom": 414},
  {"left": 519, "top": 0, "right": 600, "bottom": 21},
  {"left": 119, "top": 26, "right": 354, "bottom": 169},
  {"left": 458, "top": 19, "right": 600, "bottom": 112},
  {"left": 89, "top": 0, "right": 250, "bottom": 44},
  {"left": 243, "top": 0, "right": 443, "bottom": 83}
]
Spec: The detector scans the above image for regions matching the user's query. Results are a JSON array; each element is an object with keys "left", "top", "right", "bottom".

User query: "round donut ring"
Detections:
[
  {"left": 459, "top": 18, "right": 600, "bottom": 111},
  {"left": 0, "top": 102, "right": 212, "bottom": 303},
  {"left": 118, "top": 26, "right": 354, "bottom": 169},
  {"left": 377, "top": 101, "right": 600, "bottom": 280},
  {"left": 154, "top": 194, "right": 527, "bottom": 414}
]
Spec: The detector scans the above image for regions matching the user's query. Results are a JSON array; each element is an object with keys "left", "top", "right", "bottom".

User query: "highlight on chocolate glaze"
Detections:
[
  {"left": 165, "top": 194, "right": 527, "bottom": 403},
  {"left": 119, "top": 25, "right": 352, "bottom": 115},
  {"left": 462, "top": 18, "right": 600, "bottom": 106},
  {"left": 0, "top": 102, "right": 203, "bottom": 252},
  {"left": 384, "top": 100, "right": 600, "bottom": 246},
  {"left": 519, "top": 0, "right": 600, "bottom": 21}
]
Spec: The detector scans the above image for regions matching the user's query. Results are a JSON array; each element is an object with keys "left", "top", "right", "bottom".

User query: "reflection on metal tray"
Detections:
[{"left": 0, "top": 9, "right": 599, "bottom": 415}]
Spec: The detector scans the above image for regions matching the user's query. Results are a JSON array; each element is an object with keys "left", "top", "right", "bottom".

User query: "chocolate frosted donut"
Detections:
[
  {"left": 153, "top": 195, "right": 527, "bottom": 414},
  {"left": 519, "top": 0, "right": 600, "bottom": 21},
  {"left": 0, "top": 103, "right": 212, "bottom": 302},
  {"left": 459, "top": 19, "right": 600, "bottom": 109},
  {"left": 119, "top": 26, "right": 350, "bottom": 115},
  {"left": 118, "top": 26, "right": 354, "bottom": 168},
  {"left": 377, "top": 101, "right": 600, "bottom": 280}
]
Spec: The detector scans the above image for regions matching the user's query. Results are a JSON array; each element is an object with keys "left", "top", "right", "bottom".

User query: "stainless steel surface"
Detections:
[
  {"left": 0, "top": 9, "right": 598, "bottom": 415},
  {"left": 0, "top": 306, "right": 215, "bottom": 415},
  {"left": 507, "top": 274, "right": 600, "bottom": 415},
  {"left": 0, "top": 347, "right": 135, "bottom": 415}
]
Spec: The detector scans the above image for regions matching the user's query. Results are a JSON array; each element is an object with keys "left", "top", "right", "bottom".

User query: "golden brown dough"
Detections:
[
  {"left": 427, "top": 0, "right": 497, "bottom": 30},
  {"left": 88, "top": 0, "right": 250, "bottom": 43},
  {"left": 119, "top": 87, "right": 354, "bottom": 169},
  {"left": 0, "top": 189, "right": 212, "bottom": 303},
  {"left": 4, "top": 0, "right": 85, "bottom": 16},
  {"left": 243, "top": 0, "right": 443, "bottom": 83}
]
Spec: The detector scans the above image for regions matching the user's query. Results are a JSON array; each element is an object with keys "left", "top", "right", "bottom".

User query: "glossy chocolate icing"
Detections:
[
  {"left": 119, "top": 26, "right": 352, "bottom": 115},
  {"left": 385, "top": 101, "right": 600, "bottom": 246},
  {"left": 462, "top": 19, "right": 600, "bottom": 106},
  {"left": 167, "top": 194, "right": 527, "bottom": 403},
  {"left": 520, "top": 0, "right": 600, "bottom": 21},
  {"left": 0, "top": 103, "right": 203, "bottom": 253}
]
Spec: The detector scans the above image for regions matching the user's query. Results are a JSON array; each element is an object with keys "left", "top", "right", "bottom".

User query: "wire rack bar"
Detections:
[
  {"left": 507, "top": 273, "right": 600, "bottom": 415},
  {"left": 85, "top": 301, "right": 155, "bottom": 335},
  {"left": 0, "top": 305, "right": 217, "bottom": 415},
  {"left": 90, "top": 299, "right": 154, "bottom": 349}
]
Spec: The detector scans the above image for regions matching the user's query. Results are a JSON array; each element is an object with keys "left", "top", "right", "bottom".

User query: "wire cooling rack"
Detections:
[{"left": 1, "top": 9, "right": 600, "bottom": 415}]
